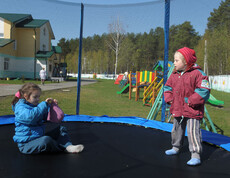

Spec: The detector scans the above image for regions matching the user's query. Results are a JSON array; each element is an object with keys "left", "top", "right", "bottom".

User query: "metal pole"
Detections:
[
  {"left": 161, "top": 0, "right": 170, "bottom": 122},
  {"left": 204, "top": 40, "right": 208, "bottom": 76},
  {"left": 76, "top": 3, "right": 84, "bottom": 115}
]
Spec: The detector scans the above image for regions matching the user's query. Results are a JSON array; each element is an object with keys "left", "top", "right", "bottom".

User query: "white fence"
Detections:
[
  {"left": 67, "top": 73, "right": 118, "bottom": 80},
  {"left": 209, "top": 75, "right": 230, "bottom": 93}
]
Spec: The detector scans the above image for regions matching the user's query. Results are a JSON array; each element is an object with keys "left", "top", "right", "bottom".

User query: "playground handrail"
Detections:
[
  {"left": 149, "top": 80, "right": 163, "bottom": 103},
  {"left": 143, "top": 77, "right": 158, "bottom": 100}
]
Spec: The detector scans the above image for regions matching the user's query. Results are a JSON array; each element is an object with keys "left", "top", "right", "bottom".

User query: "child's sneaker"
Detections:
[
  {"left": 165, "top": 148, "right": 179, "bottom": 155},
  {"left": 187, "top": 158, "right": 201, "bottom": 166},
  {"left": 66, "top": 144, "right": 84, "bottom": 153}
]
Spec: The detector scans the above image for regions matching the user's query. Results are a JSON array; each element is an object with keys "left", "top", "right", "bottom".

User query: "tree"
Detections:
[
  {"left": 106, "top": 16, "right": 125, "bottom": 76},
  {"left": 58, "top": 20, "right": 200, "bottom": 74},
  {"left": 66, "top": 49, "right": 78, "bottom": 73},
  {"left": 118, "top": 34, "right": 136, "bottom": 72},
  {"left": 207, "top": 0, "right": 230, "bottom": 32},
  {"left": 57, "top": 38, "right": 71, "bottom": 61},
  {"left": 153, "top": 27, "right": 164, "bottom": 61},
  {"left": 207, "top": 27, "right": 230, "bottom": 75},
  {"left": 169, "top": 22, "right": 200, "bottom": 59},
  {"left": 204, "top": 0, "right": 230, "bottom": 74}
]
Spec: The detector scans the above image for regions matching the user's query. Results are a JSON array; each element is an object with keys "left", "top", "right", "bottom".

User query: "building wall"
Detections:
[
  {"left": 56, "top": 53, "right": 61, "bottom": 62},
  {"left": 48, "top": 55, "right": 56, "bottom": 78},
  {"left": 11, "top": 22, "right": 18, "bottom": 41},
  {"left": 0, "top": 54, "right": 35, "bottom": 78},
  {"left": 39, "top": 24, "right": 50, "bottom": 51},
  {"left": 3, "top": 19, "right": 11, "bottom": 39},
  {"left": 35, "top": 28, "right": 40, "bottom": 53},
  {"left": 16, "top": 28, "right": 35, "bottom": 57},
  {"left": 0, "top": 55, "right": 50, "bottom": 79},
  {"left": 0, "top": 42, "right": 16, "bottom": 56}
]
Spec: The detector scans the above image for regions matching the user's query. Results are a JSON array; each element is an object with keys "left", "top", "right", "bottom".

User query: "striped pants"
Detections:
[{"left": 171, "top": 117, "right": 202, "bottom": 159}]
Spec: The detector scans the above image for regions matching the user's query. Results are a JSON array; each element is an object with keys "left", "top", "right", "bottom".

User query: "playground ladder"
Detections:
[{"left": 143, "top": 78, "right": 163, "bottom": 106}]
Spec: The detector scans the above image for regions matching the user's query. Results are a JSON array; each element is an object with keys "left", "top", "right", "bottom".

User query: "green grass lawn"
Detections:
[
  {"left": 0, "top": 79, "right": 230, "bottom": 136},
  {"left": 204, "top": 90, "right": 230, "bottom": 136},
  {"left": 0, "top": 79, "right": 54, "bottom": 85},
  {"left": 0, "top": 79, "right": 150, "bottom": 117}
]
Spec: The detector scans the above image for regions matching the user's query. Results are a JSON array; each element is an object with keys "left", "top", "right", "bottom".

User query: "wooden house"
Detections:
[{"left": 0, "top": 13, "right": 62, "bottom": 79}]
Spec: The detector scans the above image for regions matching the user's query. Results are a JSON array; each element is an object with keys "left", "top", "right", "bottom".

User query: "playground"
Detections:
[{"left": 115, "top": 60, "right": 227, "bottom": 135}]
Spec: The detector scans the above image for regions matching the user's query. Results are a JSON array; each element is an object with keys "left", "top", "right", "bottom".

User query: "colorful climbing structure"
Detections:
[{"left": 135, "top": 71, "right": 155, "bottom": 101}]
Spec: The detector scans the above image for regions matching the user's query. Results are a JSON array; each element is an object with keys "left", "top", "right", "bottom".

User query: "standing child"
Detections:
[
  {"left": 12, "top": 83, "right": 84, "bottom": 154},
  {"left": 164, "top": 47, "right": 210, "bottom": 166}
]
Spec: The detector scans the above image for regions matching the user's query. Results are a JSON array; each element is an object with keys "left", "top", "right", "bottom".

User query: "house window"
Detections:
[
  {"left": 43, "top": 28, "right": 46, "bottom": 36},
  {"left": 4, "top": 58, "right": 9, "bottom": 70},
  {"left": 13, "top": 40, "right": 17, "bottom": 50},
  {"left": 42, "top": 44, "right": 46, "bottom": 51}
]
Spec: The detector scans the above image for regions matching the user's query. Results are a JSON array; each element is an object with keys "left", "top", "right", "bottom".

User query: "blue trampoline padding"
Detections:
[
  {"left": 0, "top": 115, "right": 15, "bottom": 125},
  {"left": 1, "top": 114, "right": 230, "bottom": 152}
]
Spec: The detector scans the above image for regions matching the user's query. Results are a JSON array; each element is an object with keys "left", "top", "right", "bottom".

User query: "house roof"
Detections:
[
  {"left": 16, "top": 19, "right": 55, "bottom": 39},
  {"left": 16, "top": 19, "right": 49, "bottom": 28},
  {"left": 0, "top": 13, "right": 55, "bottom": 39},
  {"left": 0, "top": 13, "right": 31, "bottom": 23},
  {"left": 36, "top": 51, "right": 54, "bottom": 59},
  {"left": 52, "top": 46, "right": 62, "bottom": 54},
  {"left": 36, "top": 45, "right": 62, "bottom": 59},
  {"left": 0, "top": 39, "right": 14, "bottom": 47}
]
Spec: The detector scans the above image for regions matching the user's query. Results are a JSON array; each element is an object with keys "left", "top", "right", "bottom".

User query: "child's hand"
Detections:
[
  {"left": 46, "top": 98, "right": 53, "bottom": 104},
  {"left": 46, "top": 98, "right": 58, "bottom": 105},
  {"left": 53, "top": 99, "right": 58, "bottom": 105}
]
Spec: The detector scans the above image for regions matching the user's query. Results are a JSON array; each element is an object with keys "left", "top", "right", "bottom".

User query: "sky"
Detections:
[{"left": 0, "top": 0, "right": 223, "bottom": 45}]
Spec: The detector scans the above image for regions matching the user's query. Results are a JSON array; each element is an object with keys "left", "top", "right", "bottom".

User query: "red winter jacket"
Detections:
[{"left": 164, "top": 64, "right": 210, "bottom": 120}]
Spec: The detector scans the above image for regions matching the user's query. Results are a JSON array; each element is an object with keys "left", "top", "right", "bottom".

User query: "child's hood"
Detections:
[{"left": 177, "top": 47, "right": 197, "bottom": 66}]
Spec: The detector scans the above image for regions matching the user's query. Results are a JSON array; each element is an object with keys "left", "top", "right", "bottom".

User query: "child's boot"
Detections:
[
  {"left": 187, "top": 158, "right": 201, "bottom": 166},
  {"left": 165, "top": 148, "right": 179, "bottom": 155}
]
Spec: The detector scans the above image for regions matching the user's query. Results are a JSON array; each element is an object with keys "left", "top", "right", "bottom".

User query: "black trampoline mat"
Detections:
[{"left": 0, "top": 122, "right": 230, "bottom": 178}]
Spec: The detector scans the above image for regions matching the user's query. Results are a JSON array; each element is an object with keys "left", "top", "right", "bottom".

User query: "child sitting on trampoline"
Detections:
[
  {"left": 164, "top": 47, "right": 210, "bottom": 166},
  {"left": 11, "top": 83, "right": 84, "bottom": 154}
]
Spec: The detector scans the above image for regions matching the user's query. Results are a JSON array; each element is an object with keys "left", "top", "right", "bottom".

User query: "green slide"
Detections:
[
  {"left": 208, "top": 94, "right": 224, "bottom": 106},
  {"left": 117, "top": 84, "right": 130, "bottom": 94}
]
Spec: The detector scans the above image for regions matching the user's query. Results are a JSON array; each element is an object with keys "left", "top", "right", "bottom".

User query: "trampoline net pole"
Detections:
[{"left": 76, "top": 3, "right": 84, "bottom": 115}]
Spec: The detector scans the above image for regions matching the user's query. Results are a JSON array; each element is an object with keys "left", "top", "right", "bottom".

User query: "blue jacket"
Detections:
[{"left": 12, "top": 99, "right": 49, "bottom": 144}]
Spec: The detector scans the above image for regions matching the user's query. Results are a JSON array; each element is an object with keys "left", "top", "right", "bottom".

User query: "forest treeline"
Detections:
[{"left": 58, "top": 0, "right": 230, "bottom": 75}]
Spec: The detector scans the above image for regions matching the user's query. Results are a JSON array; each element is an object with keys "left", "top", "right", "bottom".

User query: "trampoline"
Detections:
[{"left": 1, "top": 115, "right": 230, "bottom": 178}]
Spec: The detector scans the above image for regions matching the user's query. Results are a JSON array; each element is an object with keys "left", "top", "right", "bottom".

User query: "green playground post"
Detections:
[{"left": 204, "top": 106, "right": 217, "bottom": 133}]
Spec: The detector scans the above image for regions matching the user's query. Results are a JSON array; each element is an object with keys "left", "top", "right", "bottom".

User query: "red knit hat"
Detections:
[{"left": 177, "top": 47, "right": 197, "bottom": 66}]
